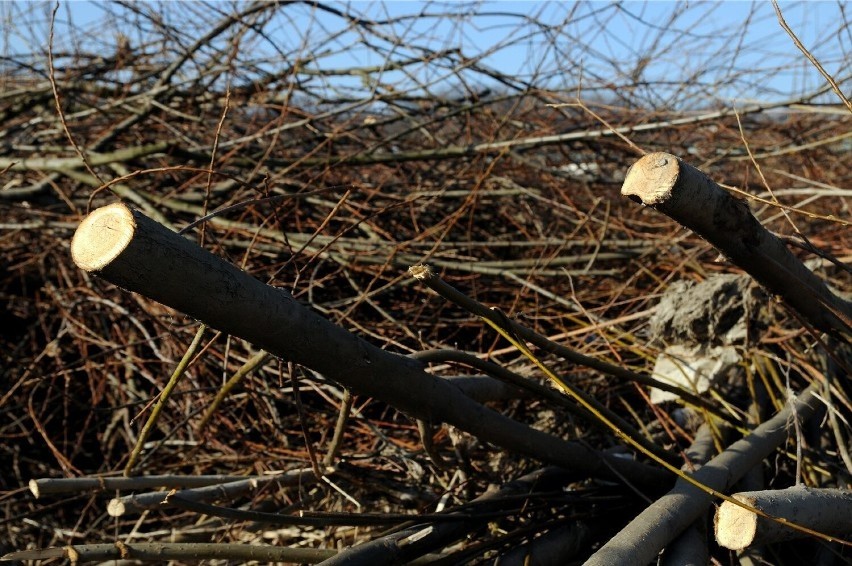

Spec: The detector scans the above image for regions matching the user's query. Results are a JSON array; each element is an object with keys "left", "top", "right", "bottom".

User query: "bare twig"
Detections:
[{"left": 772, "top": 0, "right": 852, "bottom": 114}]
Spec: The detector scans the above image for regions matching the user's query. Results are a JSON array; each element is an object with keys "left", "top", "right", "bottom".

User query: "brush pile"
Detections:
[{"left": 1, "top": 3, "right": 850, "bottom": 563}]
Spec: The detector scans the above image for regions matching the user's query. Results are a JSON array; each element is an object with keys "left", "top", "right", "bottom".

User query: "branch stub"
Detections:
[
  {"left": 621, "top": 152, "right": 681, "bottom": 205},
  {"left": 71, "top": 203, "right": 136, "bottom": 272}
]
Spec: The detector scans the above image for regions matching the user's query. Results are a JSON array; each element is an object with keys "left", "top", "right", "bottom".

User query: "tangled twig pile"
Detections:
[{"left": 1, "top": 2, "right": 850, "bottom": 564}]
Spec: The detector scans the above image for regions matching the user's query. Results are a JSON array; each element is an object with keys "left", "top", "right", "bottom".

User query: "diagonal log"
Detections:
[
  {"left": 622, "top": 152, "right": 851, "bottom": 337},
  {"left": 583, "top": 382, "right": 822, "bottom": 565},
  {"left": 70, "top": 202, "right": 668, "bottom": 491}
]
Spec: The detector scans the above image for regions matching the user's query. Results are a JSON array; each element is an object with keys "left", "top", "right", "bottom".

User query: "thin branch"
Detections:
[{"left": 772, "top": 0, "right": 852, "bottom": 114}]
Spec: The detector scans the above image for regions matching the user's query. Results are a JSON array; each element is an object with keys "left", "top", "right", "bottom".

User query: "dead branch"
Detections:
[
  {"left": 29, "top": 474, "right": 252, "bottom": 498},
  {"left": 1, "top": 542, "right": 336, "bottom": 564}
]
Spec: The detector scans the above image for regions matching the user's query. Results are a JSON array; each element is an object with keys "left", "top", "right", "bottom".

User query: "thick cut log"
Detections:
[
  {"left": 715, "top": 487, "right": 852, "bottom": 550},
  {"left": 29, "top": 475, "right": 248, "bottom": 498},
  {"left": 622, "top": 152, "right": 851, "bottom": 337},
  {"left": 70, "top": 203, "right": 668, "bottom": 490}
]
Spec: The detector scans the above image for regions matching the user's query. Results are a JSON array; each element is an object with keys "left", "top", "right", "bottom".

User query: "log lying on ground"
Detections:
[
  {"left": 621, "top": 152, "right": 852, "bottom": 337},
  {"left": 70, "top": 203, "right": 668, "bottom": 491},
  {"left": 29, "top": 475, "right": 249, "bottom": 498},
  {"left": 583, "top": 382, "right": 821, "bottom": 566},
  {"left": 0, "top": 542, "right": 336, "bottom": 564},
  {"left": 715, "top": 487, "right": 852, "bottom": 550},
  {"left": 107, "top": 468, "right": 315, "bottom": 516}
]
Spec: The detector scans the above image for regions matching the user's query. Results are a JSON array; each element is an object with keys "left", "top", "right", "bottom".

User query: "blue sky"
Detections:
[{"left": 2, "top": 1, "right": 849, "bottom": 108}]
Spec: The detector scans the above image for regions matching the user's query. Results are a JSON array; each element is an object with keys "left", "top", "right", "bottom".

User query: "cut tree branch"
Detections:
[
  {"left": 715, "top": 486, "right": 852, "bottom": 550},
  {"left": 621, "top": 152, "right": 852, "bottom": 337},
  {"left": 70, "top": 203, "right": 668, "bottom": 492}
]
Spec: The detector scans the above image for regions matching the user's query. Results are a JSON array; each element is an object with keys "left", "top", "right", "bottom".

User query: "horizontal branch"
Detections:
[
  {"left": 29, "top": 474, "right": 250, "bottom": 498},
  {"left": 107, "top": 468, "right": 315, "bottom": 516},
  {"left": 0, "top": 142, "right": 169, "bottom": 172},
  {"left": 222, "top": 92, "right": 836, "bottom": 168},
  {"left": 715, "top": 486, "right": 852, "bottom": 550}
]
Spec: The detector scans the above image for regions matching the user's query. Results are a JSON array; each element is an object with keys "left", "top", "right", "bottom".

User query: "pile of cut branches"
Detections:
[{"left": 1, "top": 2, "right": 850, "bottom": 564}]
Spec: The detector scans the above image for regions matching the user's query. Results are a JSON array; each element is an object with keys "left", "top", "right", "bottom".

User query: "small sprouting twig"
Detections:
[
  {"left": 289, "top": 361, "right": 324, "bottom": 479},
  {"left": 200, "top": 85, "right": 231, "bottom": 248},
  {"left": 734, "top": 108, "right": 801, "bottom": 235},
  {"left": 323, "top": 388, "right": 354, "bottom": 467},
  {"left": 125, "top": 324, "right": 207, "bottom": 476},
  {"left": 551, "top": 97, "right": 647, "bottom": 157}
]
